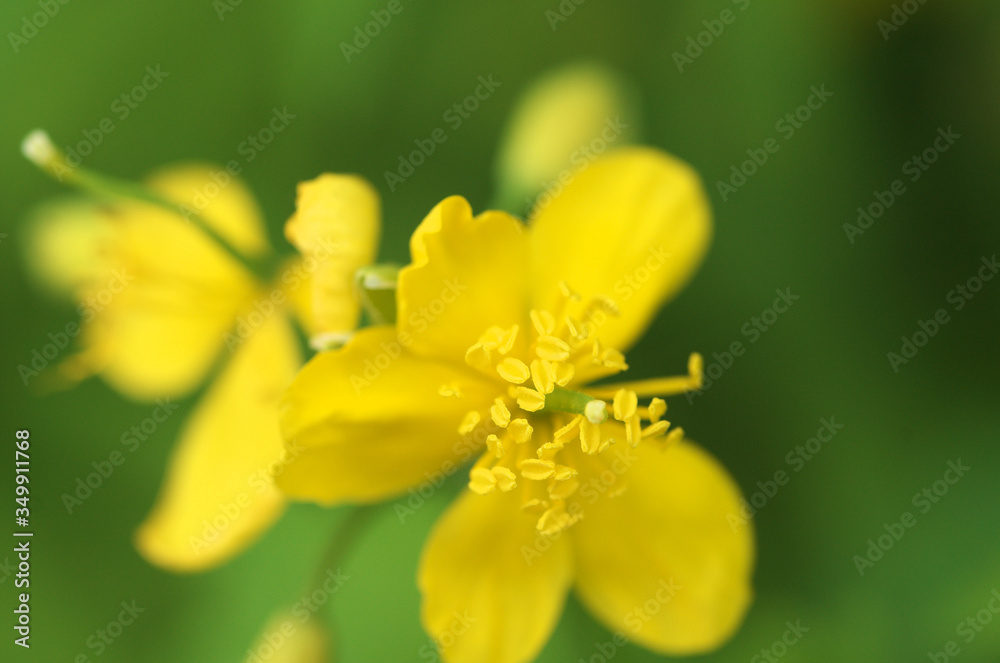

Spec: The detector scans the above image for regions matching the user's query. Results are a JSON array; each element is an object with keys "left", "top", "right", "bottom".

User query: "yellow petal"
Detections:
[
  {"left": 397, "top": 196, "right": 530, "bottom": 364},
  {"left": 134, "top": 314, "right": 300, "bottom": 572},
  {"left": 419, "top": 489, "right": 573, "bottom": 663},
  {"left": 148, "top": 164, "right": 270, "bottom": 258},
  {"left": 284, "top": 174, "right": 381, "bottom": 337},
  {"left": 23, "top": 201, "right": 114, "bottom": 297},
  {"left": 33, "top": 165, "right": 268, "bottom": 399},
  {"left": 530, "top": 147, "right": 711, "bottom": 354},
  {"left": 571, "top": 440, "right": 754, "bottom": 654},
  {"left": 243, "top": 609, "right": 329, "bottom": 663},
  {"left": 277, "top": 327, "right": 498, "bottom": 503}
]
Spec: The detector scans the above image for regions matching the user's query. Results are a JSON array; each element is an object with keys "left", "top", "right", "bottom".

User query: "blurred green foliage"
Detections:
[{"left": 2, "top": 0, "right": 999, "bottom": 661}]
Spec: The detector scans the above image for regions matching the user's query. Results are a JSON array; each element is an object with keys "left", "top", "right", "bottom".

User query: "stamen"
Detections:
[
  {"left": 465, "top": 343, "right": 492, "bottom": 372},
  {"left": 585, "top": 353, "right": 703, "bottom": 400},
  {"left": 458, "top": 411, "right": 481, "bottom": 435},
  {"left": 469, "top": 468, "right": 497, "bottom": 495},
  {"left": 497, "top": 325, "right": 519, "bottom": 355},
  {"left": 530, "top": 310, "right": 555, "bottom": 336},
  {"left": 438, "top": 383, "right": 463, "bottom": 398},
  {"left": 537, "top": 501, "right": 581, "bottom": 534},
  {"left": 480, "top": 326, "right": 508, "bottom": 348},
  {"left": 493, "top": 467, "right": 517, "bottom": 492},
  {"left": 664, "top": 427, "right": 685, "bottom": 447},
  {"left": 624, "top": 417, "right": 642, "bottom": 448},
  {"left": 553, "top": 465, "right": 578, "bottom": 481},
  {"left": 580, "top": 418, "right": 602, "bottom": 454},
  {"left": 548, "top": 477, "right": 579, "bottom": 500},
  {"left": 596, "top": 347, "right": 628, "bottom": 371},
  {"left": 486, "top": 434, "right": 505, "bottom": 458},
  {"left": 460, "top": 306, "right": 698, "bottom": 537},
  {"left": 507, "top": 419, "right": 534, "bottom": 444},
  {"left": 468, "top": 452, "right": 498, "bottom": 494},
  {"left": 642, "top": 420, "right": 670, "bottom": 439},
  {"left": 553, "top": 416, "right": 581, "bottom": 445},
  {"left": 519, "top": 458, "right": 556, "bottom": 481},
  {"left": 530, "top": 359, "right": 556, "bottom": 394},
  {"left": 535, "top": 335, "right": 571, "bottom": 362},
  {"left": 490, "top": 399, "right": 511, "bottom": 428},
  {"left": 564, "top": 316, "right": 585, "bottom": 341},
  {"left": 648, "top": 398, "right": 667, "bottom": 423},
  {"left": 612, "top": 389, "right": 638, "bottom": 421},
  {"left": 515, "top": 387, "right": 546, "bottom": 412},
  {"left": 497, "top": 357, "right": 531, "bottom": 384},
  {"left": 554, "top": 363, "right": 575, "bottom": 386},
  {"left": 537, "top": 503, "right": 566, "bottom": 534}
]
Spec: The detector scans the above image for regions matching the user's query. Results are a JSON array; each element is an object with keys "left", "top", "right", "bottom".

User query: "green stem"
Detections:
[{"left": 306, "top": 505, "right": 379, "bottom": 609}]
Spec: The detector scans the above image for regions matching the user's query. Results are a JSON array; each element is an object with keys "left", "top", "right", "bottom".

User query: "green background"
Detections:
[{"left": 3, "top": 0, "right": 1000, "bottom": 661}]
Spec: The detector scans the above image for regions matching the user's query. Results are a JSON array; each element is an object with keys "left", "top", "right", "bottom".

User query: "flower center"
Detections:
[{"left": 443, "top": 284, "right": 703, "bottom": 535}]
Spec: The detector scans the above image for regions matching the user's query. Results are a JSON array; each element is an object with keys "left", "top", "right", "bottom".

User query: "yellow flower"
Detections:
[
  {"left": 242, "top": 609, "right": 329, "bottom": 663},
  {"left": 279, "top": 147, "right": 755, "bottom": 661},
  {"left": 23, "top": 134, "right": 379, "bottom": 571}
]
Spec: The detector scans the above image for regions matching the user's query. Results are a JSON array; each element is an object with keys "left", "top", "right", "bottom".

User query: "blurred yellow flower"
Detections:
[
  {"left": 492, "top": 61, "right": 639, "bottom": 215},
  {"left": 23, "top": 133, "right": 380, "bottom": 571},
  {"left": 242, "top": 609, "right": 329, "bottom": 663},
  {"left": 279, "top": 147, "right": 755, "bottom": 662}
]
